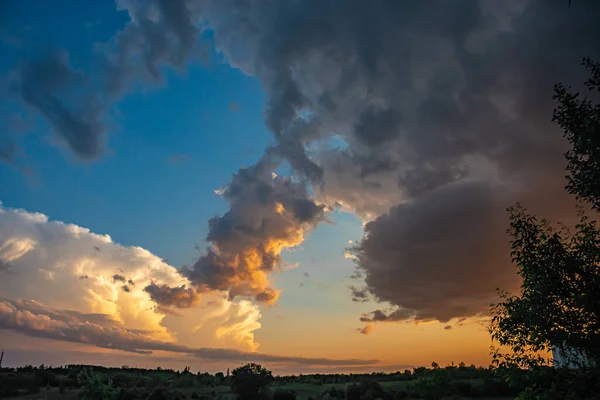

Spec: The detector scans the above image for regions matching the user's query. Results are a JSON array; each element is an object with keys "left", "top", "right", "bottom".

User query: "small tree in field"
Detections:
[{"left": 230, "top": 363, "right": 273, "bottom": 399}]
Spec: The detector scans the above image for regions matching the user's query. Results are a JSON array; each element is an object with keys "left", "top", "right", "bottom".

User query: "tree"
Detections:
[
  {"left": 230, "top": 363, "right": 273, "bottom": 400},
  {"left": 491, "top": 204, "right": 600, "bottom": 370},
  {"left": 553, "top": 58, "right": 600, "bottom": 212},
  {"left": 490, "top": 59, "right": 600, "bottom": 398}
]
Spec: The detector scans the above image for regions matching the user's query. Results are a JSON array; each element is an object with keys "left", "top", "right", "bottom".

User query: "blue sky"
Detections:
[{"left": 1, "top": 0, "right": 280, "bottom": 268}]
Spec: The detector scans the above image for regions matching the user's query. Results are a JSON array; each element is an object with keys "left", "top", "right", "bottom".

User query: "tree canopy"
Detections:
[
  {"left": 230, "top": 363, "right": 274, "bottom": 400},
  {"left": 553, "top": 58, "right": 600, "bottom": 212}
]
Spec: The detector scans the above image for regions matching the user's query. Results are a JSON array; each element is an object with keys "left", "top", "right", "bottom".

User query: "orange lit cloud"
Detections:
[
  {"left": 0, "top": 203, "right": 262, "bottom": 351},
  {"left": 359, "top": 324, "right": 373, "bottom": 335},
  {"left": 150, "top": 156, "right": 326, "bottom": 306}
]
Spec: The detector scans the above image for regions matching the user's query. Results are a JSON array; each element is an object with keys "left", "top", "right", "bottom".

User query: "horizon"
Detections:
[{"left": 1, "top": 0, "right": 598, "bottom": 376}]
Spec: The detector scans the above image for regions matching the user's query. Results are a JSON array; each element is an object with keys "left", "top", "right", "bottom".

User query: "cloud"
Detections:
[
  {"left": 6, "top": 0, "right": 600, "bottom": 326},
  {"left": 0, "top": 203, "right": 261, "bottom": 350},
  {"left": 150, "top": 154, "right": 326, "bottom": 305},
  {"left": 7, "top": 0, "right": 203, "bottom": 159},
  {"left": 194, "top": 0, "right": 599, "bottom": 323},
  {"left": 0, "top": 298, "right": 378, "bottom": 366},
  {"left": 9, "top": 50, "right": 107, "bottom": 159},
  {"left": 359, "top": 324, "right": 373, "bottom": 335},
  {"left": 359, "top": 309, "right": 415, "bottom": 323},
  {"left": 144, "top": 283, "right": 202, "bottom": 308},
  {"left": 351, "top": 179, "right": 577, "bottom": 323},
  {"left": 349, "top": 286, "right": 370, "bottom": 303},
  {"left": 0, "top": 298, "right": 182, "bottom": 354}
]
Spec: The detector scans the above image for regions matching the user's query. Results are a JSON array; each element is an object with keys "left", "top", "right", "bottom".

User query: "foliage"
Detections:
[
  {"left": 490, "top": 204, "right": 600, "bottom": 370},
  {"left": 491, "top": 58, "right": 600, "bottom": 399},
  {"left": 230, "top": 363, "right": 274, "bottom": 399},
  {"left": 78, "top": 368, "right": 119, "bottom": 400},
  {"left": 553, "top": 58, "right": 600, "bottom": 212}
]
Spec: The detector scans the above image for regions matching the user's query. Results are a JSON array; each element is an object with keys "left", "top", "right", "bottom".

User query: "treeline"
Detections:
[
  {"left": 0, "top": 362, "right": 518, "bottom": 399},
  {"left": 277, "top": 362, "right": 491, "bottom": 385}
]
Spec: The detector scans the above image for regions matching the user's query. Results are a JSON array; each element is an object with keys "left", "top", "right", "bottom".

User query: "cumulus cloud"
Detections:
[
  {"left": 0, "top": 203, "right": 260, "bottom": 349},
  {"left": 150, "top": 155, "right": 326, "bottom": 306}
]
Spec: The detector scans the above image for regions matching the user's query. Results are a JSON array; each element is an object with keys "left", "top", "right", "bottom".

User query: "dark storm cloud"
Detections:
[
  {"left": 350, "top": 178, "right": 577, "bottom": 323},
  {"left": 197, "top": 0, "right": 599, "bottom": 322},
  {"left": 354, "top": 106, "right": 402, "bottom": 147},
  {"left": 0, "top": 298, "right": 379, "bottom": 366}
]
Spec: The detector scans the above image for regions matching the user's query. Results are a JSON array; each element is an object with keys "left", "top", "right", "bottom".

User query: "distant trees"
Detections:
[
  {"left": 230, "top": 363, "right": 274, "bottom": 400},
  {"left": 490, "top": 59, "right": 600, "bottom": 398}
]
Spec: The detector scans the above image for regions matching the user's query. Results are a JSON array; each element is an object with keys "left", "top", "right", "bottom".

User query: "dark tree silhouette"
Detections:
[
  {"left": 230, "top": 363, "right": 273, "bottom": 400},
  {"left": 491, "top": 204, "right": 600, "bottom": 369},
  {"left": 553, "top": 59, "right": 600, "bottom": 211}
]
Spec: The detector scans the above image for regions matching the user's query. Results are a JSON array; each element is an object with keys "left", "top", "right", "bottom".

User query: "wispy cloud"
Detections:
[{"left": 0, "top": 298, "right": 378, "bottom": 366}]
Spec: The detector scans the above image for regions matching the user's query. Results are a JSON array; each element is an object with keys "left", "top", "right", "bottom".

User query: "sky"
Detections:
[{"left": 0, "top": 0, "right": 599, "bottom": 375}]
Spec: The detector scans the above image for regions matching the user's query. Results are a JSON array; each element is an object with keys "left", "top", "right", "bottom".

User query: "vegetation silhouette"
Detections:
[{"left": 490, "top": 58, "right": 600, "bottom": 399}]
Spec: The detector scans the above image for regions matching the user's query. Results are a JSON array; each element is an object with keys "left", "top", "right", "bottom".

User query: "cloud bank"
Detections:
[
  {"left": 0, "top": 203, "right": 261, "bottom": 350},
  {"left": 0, "top": 298, "right": 377, "bottom": 366},
  {"left": 6, "top": 0, "right": 600, "bottom": 326}
]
